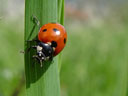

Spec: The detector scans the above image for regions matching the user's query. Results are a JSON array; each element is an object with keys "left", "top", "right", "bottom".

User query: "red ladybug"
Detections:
[
  {"left": 38, "top": 23, "right": 67, "bottom": 56},
  {"left": 27, "top": 17, "right": 67, "bottom": 67}
]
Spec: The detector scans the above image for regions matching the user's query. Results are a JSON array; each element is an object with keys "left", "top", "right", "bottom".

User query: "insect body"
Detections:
[
  {"left": 28, "top": 17, "right": 67, "bottom": 67},
  {"left": 38, "top": 23, "right": 67, "bottom": 56}
]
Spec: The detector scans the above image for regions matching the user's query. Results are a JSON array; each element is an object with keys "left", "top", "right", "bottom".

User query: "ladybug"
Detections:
[
  {"left": 27, "top": 16, "right": 67, "bottom": 67},
  {"left": 38, "top": 23, "right": 67, "bottom": 56}
]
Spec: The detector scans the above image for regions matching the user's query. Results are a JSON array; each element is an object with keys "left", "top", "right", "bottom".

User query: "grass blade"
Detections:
[
  {"left": 24, "top": 0, "right": 60, "bottom": 96},
  {"left": 58, "top": 0, "right": 65, "bottom": 71}
]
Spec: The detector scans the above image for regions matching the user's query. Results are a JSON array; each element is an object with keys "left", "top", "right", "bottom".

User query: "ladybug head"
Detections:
[
  {"left": 27, "top": 40, "right": 56, "bottom": 67},
  {"left": 36, "top": 42, "right": 54, "bottom": 61}
]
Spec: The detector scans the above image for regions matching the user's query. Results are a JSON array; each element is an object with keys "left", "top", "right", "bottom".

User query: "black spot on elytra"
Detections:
[
  {"left": 53, "top": 28, "right": 59, "bottom": 32},
  {"left": 51, "top": 41, "right": 57, "bottom": 48},
  {"left": 42, "top": 29, "right": 47, "bottom": 32},
  {"left": 64, "top": 38, "right": 66, "bottom": 44}
]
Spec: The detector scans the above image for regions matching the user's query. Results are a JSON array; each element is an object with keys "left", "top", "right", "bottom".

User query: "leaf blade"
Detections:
[{"left": 24, "top": 0, "right": 61, "bottom": 96}]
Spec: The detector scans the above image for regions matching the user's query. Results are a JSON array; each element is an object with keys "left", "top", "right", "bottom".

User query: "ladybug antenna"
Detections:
[{"left": 40, "top": 59, "right": 43, "bottom": 67}]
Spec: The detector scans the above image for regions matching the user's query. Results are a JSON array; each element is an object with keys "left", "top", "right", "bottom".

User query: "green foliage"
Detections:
[
  {"left": 0, "top": 17, "right": 128, "bottom": 96},
  {"left": 0, "top": 1, "right": 128, "bottom": 96},
  {"left": 61, "top": 24, "right": 128, "bottom": 96},
  {"left": 24, "top": 0, "right": 63, "bottom": 96},
  {"left": 58, "top": 0, "right": 65, "bottom": 71},
  {"left": 0, "top": 20, "right": 24, "bottom": 96}
]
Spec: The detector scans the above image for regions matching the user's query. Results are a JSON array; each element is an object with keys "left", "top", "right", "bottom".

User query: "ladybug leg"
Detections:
[
  {"left": 49, "top": 55, "right": 53, "bottom": 61},
  {"left": 32, "top": 55, "right": 38, "bottom": 61},
  {"left": 26, "top": 39, "right": 40, "bottom": 43},
  {"left": 20, "top": 45, "right": 37, "bottom": 54},
  {"left": 32, "top": 15, "right": 40, "bottom": 29},
  {"left": 32, "top": 55, "right": 44, "bottom": 67},
  {"left": 26, "top": 40, "right": 40, "bottom": 52},
  {"left": 40, "top": 59, "right": 43, "bottom": 67},
  {"left": 33, "top": 55, "right": 40, "bottom": 62},
  {"left": 32, "top": 55, "right": 40, "bottom": 60},
  {"left": 40, "top": 52, "right": 46, "bottom": 59},
  {"left": 26, "top": 45, "right": 37, "bottom": 53}
]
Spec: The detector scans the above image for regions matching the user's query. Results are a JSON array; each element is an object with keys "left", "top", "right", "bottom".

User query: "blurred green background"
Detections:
[{"left": 0, "top": 0, "right": 128, "bottom": 96}]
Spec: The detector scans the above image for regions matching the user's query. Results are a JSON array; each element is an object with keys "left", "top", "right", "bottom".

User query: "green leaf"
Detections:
[
  {"left": 58, "top": 0, "right": 65, "bottom": 71},
  {"left": 58, "top": 0, "right": 64, "bottom": 24},
  {"left": 24, "top": 0, "right": 61, "bottom": 96}
]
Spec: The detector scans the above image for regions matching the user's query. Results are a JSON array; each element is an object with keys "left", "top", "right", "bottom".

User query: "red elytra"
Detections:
[{"left": 38, "top": 23, "right": 67, "bottom": 56}]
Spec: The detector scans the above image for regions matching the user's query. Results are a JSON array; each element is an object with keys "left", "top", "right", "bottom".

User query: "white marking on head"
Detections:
[{"left": 37, "top": 46, "right": 42, "bottom": 51}]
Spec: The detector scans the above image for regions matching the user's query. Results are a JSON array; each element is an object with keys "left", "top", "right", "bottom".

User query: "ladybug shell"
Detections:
[{"left": 38, "top": 23, "right": 67, "bottom": 56}]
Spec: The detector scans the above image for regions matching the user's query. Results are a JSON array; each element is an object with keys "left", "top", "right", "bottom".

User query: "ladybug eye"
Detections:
[
  {"left": 64, "top": 38, "right": 66, "bottom": 44},
  {"left": 42, "top": 29, "right": 47, "bottom": 32},
  {"left": 51, "top": 41, "right": 57, "bottom": 48}
]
